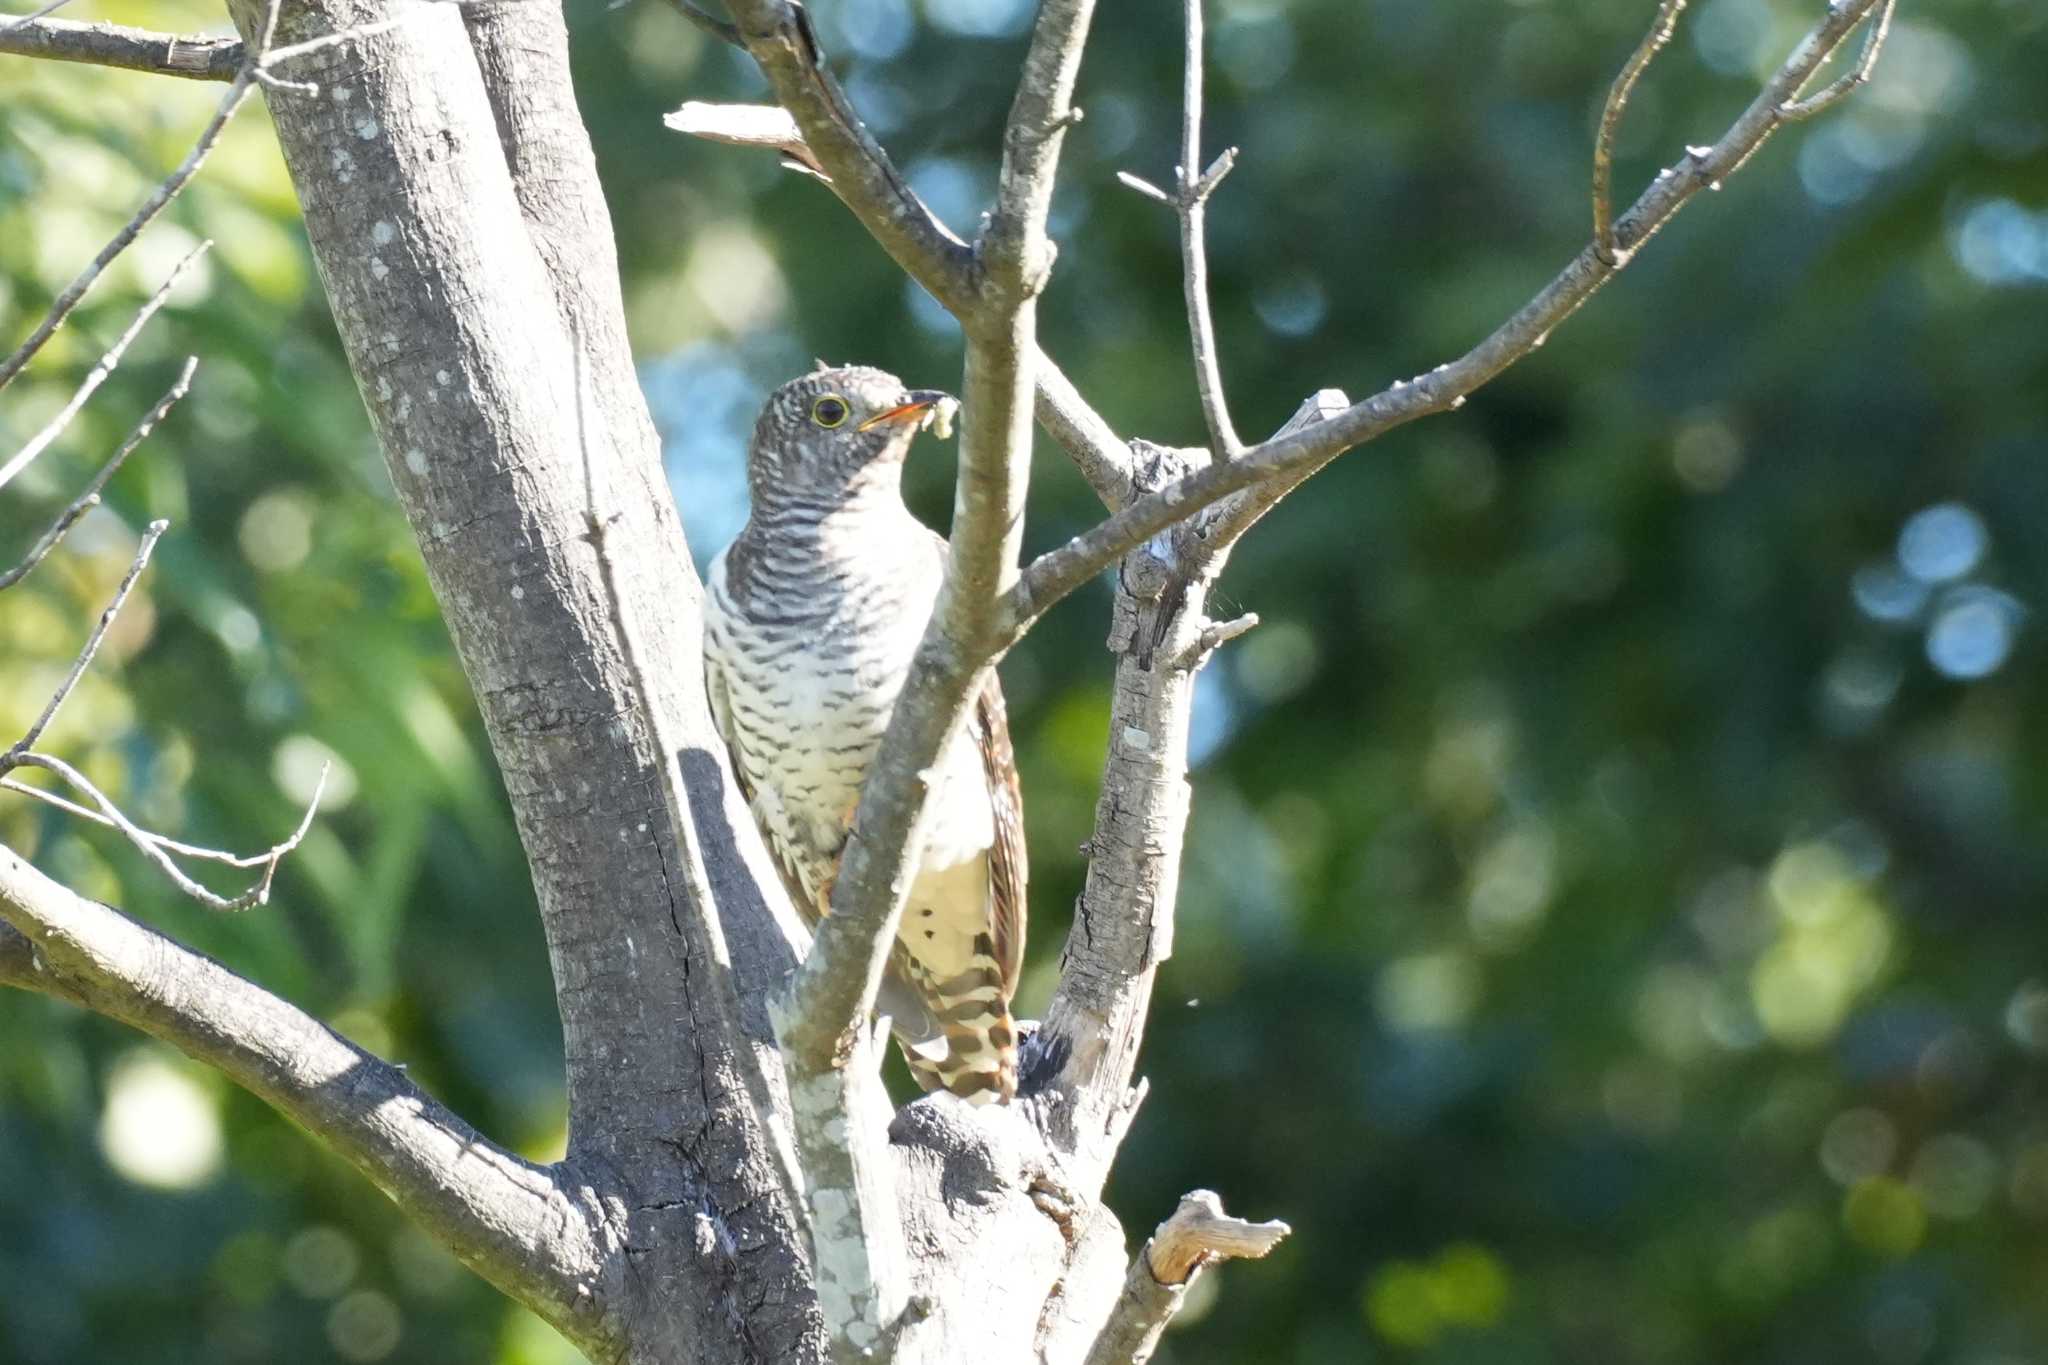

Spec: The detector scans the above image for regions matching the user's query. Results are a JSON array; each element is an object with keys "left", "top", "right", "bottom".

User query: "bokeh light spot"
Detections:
[
  {"left": 1924, "top": 586, "right": 2022, "bottom": 680},
  {"left": 97, "top": 1051, "right": 224, "bottom": 1190},
  {"left": 284, "top": 1226, "right": 361, "bottom": 1300},
  {"left": 1896, "top": 502, "right": 1988, "bottom": 584},
  {"left": 1842, "top": 1176, "right": 1926, "bottom": 1258},
  {"left": 327, "top": 1289, "right": 402, "bottom": 1362}
]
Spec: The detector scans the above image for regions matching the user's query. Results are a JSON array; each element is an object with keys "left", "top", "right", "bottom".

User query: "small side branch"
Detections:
[
  {"left": 1593, "top": 0, "right": 1687, "bottom": 264},
  {"left": 1780, "top": 0, "right": 1896, "bottom": 120},
  {"left": 0, "top": 16, "right": 243, "bottom": 79},
  {"left": 1082, "top": 1191, "right": 1290, "bottom": 1365}
]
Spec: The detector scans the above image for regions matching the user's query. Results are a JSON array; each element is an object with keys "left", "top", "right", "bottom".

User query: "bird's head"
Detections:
[{"left": 745, "top": 364, "right": 952, "bottom": 508}]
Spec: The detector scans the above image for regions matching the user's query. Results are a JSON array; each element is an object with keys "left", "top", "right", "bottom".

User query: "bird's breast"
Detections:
[{"left": 707, "top": 543, "right": 940, "bottom": 856}]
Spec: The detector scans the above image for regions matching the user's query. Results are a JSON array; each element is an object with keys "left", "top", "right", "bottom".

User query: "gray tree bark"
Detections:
[{"left": 0, "top": 0, "right": 1899, "bottom": 1361}]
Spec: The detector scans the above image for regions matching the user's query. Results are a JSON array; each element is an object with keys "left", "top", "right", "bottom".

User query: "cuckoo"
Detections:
[{"left": 702, "top": 365, "right": 1026, "bottom": 1103}]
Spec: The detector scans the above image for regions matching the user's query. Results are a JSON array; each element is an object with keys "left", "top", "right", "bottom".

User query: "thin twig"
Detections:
[
  {"left": 1780, "top": 0, "right": 1896, "bottom": 120},
  {"left": 7, "top": 519, "right": 167, "bottom": 757},
  {"left": 1174, "top": 0, "right": 1240, "bottom": 455},
  {"left": 0, "top": 247, "right": 209, "bottom": 492},
  {"left": 1593, "top": 0, "right": 1687, "bottom": 264},
  {"left": 0, "top": 0, "right": 286, "bottom": 395},
  {"left": 7, "top": 754, "right": 326, "bottom": 911},
  {"left": 0, "top": 510, "right": 325, "bottom": 911},
  {"left": 0, "top": 17, "right": 242, "bottom": 79},
  {"left": 0, "top": 357, "right": 197, "bottom": 593}
]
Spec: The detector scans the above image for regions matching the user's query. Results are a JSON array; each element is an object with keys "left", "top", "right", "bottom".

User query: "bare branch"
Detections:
[
  {"left": 1174, "top": 0, "right": 1240, "bottom": 455},
  {"left": 979, "top": 0, "right": 1096, "bottom": 300},
  {"left": 997, "top": 0, "right": 1893, "bottom": 644},
  {"left": 0, "top": 247, "right": 208, "bottom": 491},
  {"left": 0, "top": 0, "right": 343, "bottom": 392},
  {"left": 0, "top": 16, "right": 242, "bottom": 80},
  {"left": 7, "top": 519, "right": 166, "bottom": 754},
  {"left": 1780, "top": 0, "right": 1897, "bottom": 120},
  {"left": 1185, "top": 611, "right": 1258, "bottom": 664},
  {"left": 1594, "top": 0, "right": 1687, "bottom": 264},
  {"left": 0, "top": 357, "right": 195, "bottom": 592},
  {"left": 1083, "top": 1191, "right": 1291, "bottom": 1365},
  {"left": 1115, "top": 170, "right": 1172, "bottom": 204},
  {"left": 0, "top": 505, "right": 323, "bottom": 909},
  {"left": 0, "top": 844, "right": 610, "bottom": 1348}
]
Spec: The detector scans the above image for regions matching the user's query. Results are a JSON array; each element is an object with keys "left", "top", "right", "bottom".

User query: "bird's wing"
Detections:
[{"left": 974, "top": 671, "right": 1028, "bottom": 999}]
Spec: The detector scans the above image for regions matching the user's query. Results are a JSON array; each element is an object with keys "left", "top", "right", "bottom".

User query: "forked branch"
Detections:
[
  {"left": 1593, "top": 0, "right": 1687, "bottom": 264},
  {"left": 1781, "top": 0, "right": 1897, "bottom": 119}
]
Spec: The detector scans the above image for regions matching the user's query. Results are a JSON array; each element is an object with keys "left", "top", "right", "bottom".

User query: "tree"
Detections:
[{"left": 0, "top": 0, "right": 1967, "bottom": 1361}]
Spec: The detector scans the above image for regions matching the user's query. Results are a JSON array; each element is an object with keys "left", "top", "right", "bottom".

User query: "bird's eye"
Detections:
[{"left": 811, "top": 395, "right": 850, "bottom": 429}]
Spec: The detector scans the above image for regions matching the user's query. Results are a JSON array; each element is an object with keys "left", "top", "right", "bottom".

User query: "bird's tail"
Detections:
[{"left": 898, "top": 943, "right": 1018, "bottom": 1104}]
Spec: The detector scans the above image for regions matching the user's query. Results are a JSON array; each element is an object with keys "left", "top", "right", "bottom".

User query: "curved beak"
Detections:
[{"left": 857, "top": 390, "right": 951, "bottom": 432}]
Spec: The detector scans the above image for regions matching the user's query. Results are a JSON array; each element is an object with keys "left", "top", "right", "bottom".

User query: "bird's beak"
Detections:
[{"left": 857, "top": 390, "right": 950, "bottom": 432}]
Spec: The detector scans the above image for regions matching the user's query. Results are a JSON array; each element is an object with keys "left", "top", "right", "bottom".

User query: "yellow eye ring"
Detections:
[{"left": 811, "top": 394, "right": 850, "bottom": 428}]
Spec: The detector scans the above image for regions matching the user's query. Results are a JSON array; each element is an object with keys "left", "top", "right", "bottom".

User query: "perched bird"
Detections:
[{"left": 702, "top": 365, "right": 1026, "bottom": 1103}]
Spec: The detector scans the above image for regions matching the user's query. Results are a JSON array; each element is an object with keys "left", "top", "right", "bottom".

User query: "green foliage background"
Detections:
[{"left": 3, "top": 0, "right": 2046, "bottom": 1361}]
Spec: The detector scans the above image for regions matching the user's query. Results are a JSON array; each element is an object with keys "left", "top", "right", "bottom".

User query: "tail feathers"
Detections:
[
  {"left": 898, "top": 941, "right": 1018, "bottom": 1104},
  {"left": 900, "top": 1005, "right": 1018, "bottom": 1104}
]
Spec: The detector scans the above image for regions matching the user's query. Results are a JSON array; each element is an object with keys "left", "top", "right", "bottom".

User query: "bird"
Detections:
[{"left": 701, "top": 364, "right": 1026, "bottom": 1104}]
